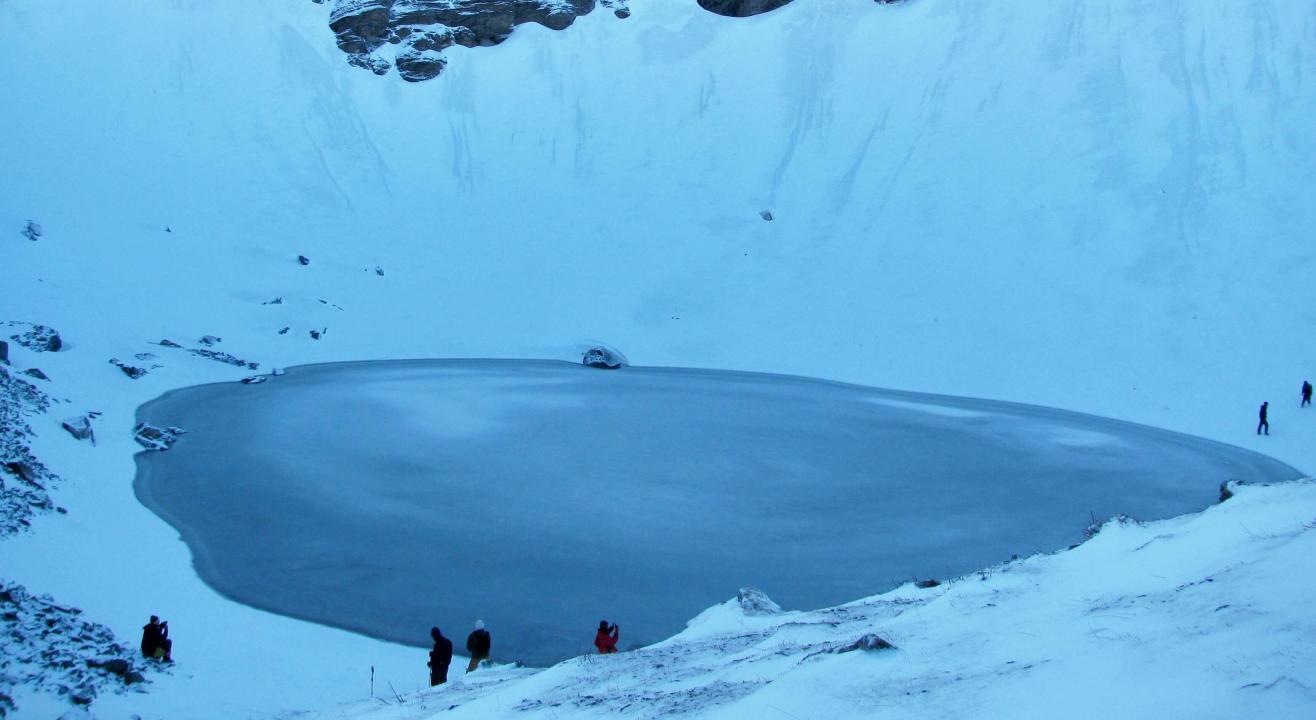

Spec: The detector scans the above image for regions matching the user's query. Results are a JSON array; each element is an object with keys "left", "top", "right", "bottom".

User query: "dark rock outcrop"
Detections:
[
  {"left": 0, "top": 340, "right": 9, "bottom": 365},
  {"left": 22, "top": 368, "right": 48, "bottom": 381},
  {"left": 324, "top": 0, "right": 602, "bottom": 81},
  {"left": 697, "top": 0, "right": 793, "bottom": 17}
]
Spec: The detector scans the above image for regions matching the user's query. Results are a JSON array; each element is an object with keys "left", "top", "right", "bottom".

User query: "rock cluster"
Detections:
[
  {"left": 0, "top": 366, "right": 61, "bottom": 535},
  {"left": 582, "top": 345, "right": 627, "bottom": 369},
  {"left": 735, "top": 586, "right": 782, "bottom": 616},
  {"left": 133, "top": 423, "right": 186, "bottom": 451},
  {"left": 0, "top": 581, "right": 152, "bottom": 713},
  {"left": 5, "top": 322, "right": 62, "bottom": 352}
]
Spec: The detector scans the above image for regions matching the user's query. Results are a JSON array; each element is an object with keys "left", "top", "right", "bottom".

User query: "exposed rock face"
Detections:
[
  {"left": 697, "top": 0, "right": 793, "bottom": 17},
  {"left": 322, "top": 0, "right": 615, "bottom": 81}
]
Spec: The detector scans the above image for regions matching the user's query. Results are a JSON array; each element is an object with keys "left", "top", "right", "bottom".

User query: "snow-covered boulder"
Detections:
[
  {"left": 582, "top": 345, "right": 627, "bottom": 369},
  {"left": 133, "top": 423, "right": 185, "bottom": 451},
  {"left": 736, "top": 586, "right": 782, "bottom": 616},
  {"left": 61, "top": 416, "right": 94, "bottom": 442}
]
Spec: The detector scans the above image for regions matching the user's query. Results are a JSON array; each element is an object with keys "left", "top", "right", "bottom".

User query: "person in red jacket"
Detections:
[{"left": 594, "top": 621, "right": 620, "bottom": 654}]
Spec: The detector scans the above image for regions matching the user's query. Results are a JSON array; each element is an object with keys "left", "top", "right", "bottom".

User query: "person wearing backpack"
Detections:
[
  {"left": 428, "top": 626, "right": 453, "bottom": 686},
  {"left": 594, "top": 621, "right": 620, "bottom": 654},
  {"left": 466, "top": 620, "right": 491, "bottom": 672}
]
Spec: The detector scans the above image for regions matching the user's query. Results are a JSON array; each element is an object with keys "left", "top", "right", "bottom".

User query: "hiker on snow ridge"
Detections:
[
  {"left": 428, "top": 626, "right": 453, "bottom": 686},
  {"left": 1302, "top": 381, "right": 1312, "bottom": 407},
  {"left": 1258, "top": 401, "right": 1270, "bottom": 435},
  {"left": 594, "top": 621, "right": 620, "bottom": 654},
  {"left": 466, "top": 620, "right": 491, "bottom": 672}
]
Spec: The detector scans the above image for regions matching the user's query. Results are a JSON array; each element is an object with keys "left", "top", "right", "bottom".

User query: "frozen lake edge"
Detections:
[{"left": 133, "top": 360, "right": 1303, "bottom": 666}]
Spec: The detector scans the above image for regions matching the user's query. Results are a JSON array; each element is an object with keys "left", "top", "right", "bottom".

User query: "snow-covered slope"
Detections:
[
  {"left": 2, "top": 0, "right": 1315, "bottom": 716},
  {"left": 290, "top": 480, "right": 1316, "bottom": 720}
]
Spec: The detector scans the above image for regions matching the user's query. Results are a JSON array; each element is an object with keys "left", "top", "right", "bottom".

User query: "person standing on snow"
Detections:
[
  {"left": 466, "top": 620, "right": 491, "bottom": 672},
  {"left": 1302, "top": 381, "right": 1312, "bottom": 408},
  {"left": 594, "top": 621, "right": 620, "bottom": 654},
  {"left": 1258, "top": 401, "right": 1270, "bottom": 435},
  {"left": 428, "top": 626, "right": 453, "bottom": 686}
]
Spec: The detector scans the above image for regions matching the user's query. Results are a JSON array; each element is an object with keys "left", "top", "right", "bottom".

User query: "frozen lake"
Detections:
[{"left": 134, "top": 361, "right": 1300, "bottom": 666}]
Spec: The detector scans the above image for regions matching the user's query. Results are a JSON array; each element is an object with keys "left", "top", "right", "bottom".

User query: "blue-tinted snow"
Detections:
[{"left": 133, "top": 361, "right": 1300, "bottom": 666}]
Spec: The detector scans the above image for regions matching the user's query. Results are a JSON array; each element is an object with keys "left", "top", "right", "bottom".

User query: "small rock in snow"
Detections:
[
  {"left": 277, "top": 327, "right": 289, "bottom": 335},
  {"left": 272, "top": 367, "right": 286, "bottom": 376},
  {"left": 109, "top": 358, "right": 147, "bottom": 379},
  {"left": 915, "top": 578, "right": 941, "bottom": 589},
  {"left": 835, "top": 633, "right": 896, "bottom": 653},
  {"left": 199, "top": 335, "right": 221, "bottom": 346},
  {"left": 374, "top": 265, "right": 385, "bottom": 276},
  {"left": 157, "top": 339, "right": 183, "bottom": 348},
  {"left": 21, "top": 220, "right": 43, "bottom": 241},
  {"left": 298, "top": 255, "right": 311, "bottom": 266},
  {"left": 240, "top": 375, "right": 267, "bottom": 385},
  {"left": 310, "top": 328, "right": 325, "bottom": 340},
  {"left": 7, "top": 322, "right": 63, "bottom": 352},
  {"left": 263, "top": 297, "right": 283, "bottom": 305},
  {"left": 22, "top": 368, "right": 49, "bottom": 381},
  {"left": 759, "top": 210, "right": 774, "bottom": 221}
]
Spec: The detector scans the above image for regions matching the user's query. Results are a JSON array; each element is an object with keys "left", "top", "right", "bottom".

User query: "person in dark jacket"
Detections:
[
  {"left": 140, "top": 615, "right": 173, "bottom": 662},
  {"left": 1302, "top": 381, "right": 1312, "bottom": 408},
  {"left": 428, "top": 626, "right": 453, "bottom": 686},
  {"left": 466, "top": 620, "right": 491, "bottom": 672},
  {"left": 594, "top": 621, "right": 620, "bottom": 654},
  {"left": 1258, "top": 401, "right": 1270, "bottom": 435}
]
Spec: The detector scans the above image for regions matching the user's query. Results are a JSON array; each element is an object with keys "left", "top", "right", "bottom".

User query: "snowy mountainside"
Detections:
[{"left": 2, "top": 0, "right": 1316, "bottom": 717}]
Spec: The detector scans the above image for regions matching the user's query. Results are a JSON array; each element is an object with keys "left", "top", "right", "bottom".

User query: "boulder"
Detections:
[
  {"left": 736, "top": 587, "right": 782, "bottom": 616},
  {"left": 23, "top": 368, "right": 49, "bottom": 381},
  {"left": 157, "top": 339, "right": 183, "bottom": 348},
  {"left": 298, "top": 255, "right": 311, "bottom": 265},
  {"left": 760, "top": 209, "right": 774, "bottom": 221},
  {"left": 61, "top": 416, "right": 94, "bottom": 442},
  {"left": 582, "top": 345, "right": 627, "bottom": 369},
  {"left": 240, "top": 375, "right": 267, "bottom": 385},
  {"left": 0, "top": 339, "right": 8, "bottom": 364},
  {"left": 199, "top": 335, "right": 222, "bottom": 346},
  {"left": 697, "top": 0, "right": 795, "bottom": 17}
]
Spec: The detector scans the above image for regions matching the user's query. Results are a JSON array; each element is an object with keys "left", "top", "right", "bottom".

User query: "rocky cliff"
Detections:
[{"left": 315, "top": 0, "right": 818, "bottom": 82}]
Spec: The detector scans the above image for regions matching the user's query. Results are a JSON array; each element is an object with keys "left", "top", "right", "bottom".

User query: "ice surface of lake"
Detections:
[{"left": 134, "top": 361, "right": 1300, "bottom": 665}]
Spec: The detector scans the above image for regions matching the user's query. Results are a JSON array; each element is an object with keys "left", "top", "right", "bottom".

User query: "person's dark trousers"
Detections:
[{"left": 1258, "top": 420, "right": 1269, "bottom": 435}]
